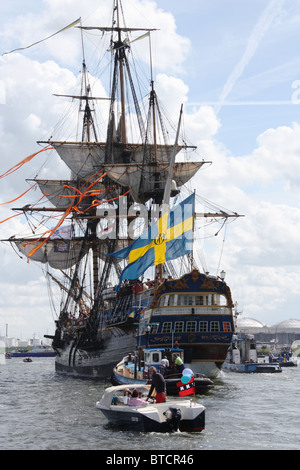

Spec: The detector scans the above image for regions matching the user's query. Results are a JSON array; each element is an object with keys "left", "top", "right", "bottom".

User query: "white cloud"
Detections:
[{"left": 185, "top": 106, "right": 221, "bottom": 142}]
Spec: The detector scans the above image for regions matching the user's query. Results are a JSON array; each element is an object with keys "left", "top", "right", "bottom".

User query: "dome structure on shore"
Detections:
[
  {"left": 269, "top": 319, "right": 300, "bottom": 333},
  {"left": 234, "top": 316, "right": 300, "bottom": 344},
  {"left": 235, "top": 316, "right": 267, "bottom": 332}
]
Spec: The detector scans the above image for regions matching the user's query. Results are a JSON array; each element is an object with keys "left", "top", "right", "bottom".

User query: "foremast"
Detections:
[{"left": 52, "top": 29, "right": 104, "bottom": 341}]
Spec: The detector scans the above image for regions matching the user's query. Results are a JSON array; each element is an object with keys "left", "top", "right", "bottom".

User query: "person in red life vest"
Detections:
[{"left": 146, "top": 367, "right": 166, "bottom": 403}]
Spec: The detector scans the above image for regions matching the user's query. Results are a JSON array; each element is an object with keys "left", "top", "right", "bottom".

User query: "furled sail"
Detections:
[
  {"left": 104, "top": 161, "right": 206, "bottom": 203},
  {"left": 34, "top": 179, "right": 107, "bottom": 210},
  {"left": 50, "top": 142, "right": 106, "bottom": 179},
  {"left": 50, "top": 142, "right": 184, "bottom": 178},
  {"left": 47, "top": 140, "right": 203, "bottom": 204},
  {"left": 13, "top": 237, "right": 89, "bottom": 269}
]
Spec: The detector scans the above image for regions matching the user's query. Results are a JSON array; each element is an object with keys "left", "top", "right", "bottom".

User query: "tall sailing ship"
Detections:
[{"left": 2, "top": 1, "right": 242, "bottom": 378}]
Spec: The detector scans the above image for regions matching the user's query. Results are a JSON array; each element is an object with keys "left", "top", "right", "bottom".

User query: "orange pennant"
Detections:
[
  {"left": 0, "top": 146, "right": 53, "bottom": 179},
  {"left": 0, "top": 183, "right": 37, "bottom": 205},
  {"left": 0, "top": 213, "right": 22, "bottom": 224}
]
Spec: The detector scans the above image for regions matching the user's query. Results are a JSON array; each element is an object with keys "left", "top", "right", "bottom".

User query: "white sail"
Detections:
[
  {"left": 104, "top": 161, "right": 205, "bottom": 202},
  {"left": 14, "top": 238, "right": 89, "bottom": 269},
  {"left": 52, "top": 142, "right": 183, "bottom": 168},
  {"left": 51, "top": 142, "right": 106, "bottom": 179},
  {"left": 35, "top": 179, "right": 106, "bottom": 210}
]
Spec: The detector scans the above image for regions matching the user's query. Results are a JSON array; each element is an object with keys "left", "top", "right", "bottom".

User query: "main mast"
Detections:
[{"left": 115, "top": 1, "right": 127, "bottom": 146}]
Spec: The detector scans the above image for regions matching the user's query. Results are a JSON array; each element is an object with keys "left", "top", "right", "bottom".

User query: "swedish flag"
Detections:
[{"left": 108, "top": 193, "right": 195, "bottom": 284}]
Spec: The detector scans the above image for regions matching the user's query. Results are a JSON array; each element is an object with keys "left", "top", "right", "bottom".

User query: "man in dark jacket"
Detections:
[{"left": 146, "top": 366, "right": 166, "bottom": 403}]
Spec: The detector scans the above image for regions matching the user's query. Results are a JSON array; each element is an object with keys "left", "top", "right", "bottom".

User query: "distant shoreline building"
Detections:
[
  {"left": 0, "top": 336, "right": 52, "bottom": 349},
  {"left": 235, "top": 316, "right": 300, "bottom": 345}
]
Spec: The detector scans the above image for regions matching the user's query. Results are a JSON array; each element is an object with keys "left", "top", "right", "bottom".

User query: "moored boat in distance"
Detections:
[
  {"left": 1, "top": 0, "right": 242, "bottom": 379},
  {"left": 222, "top": 333, "right": 282, "bottom": 373},
  {"left": 11, "top": 346, "right": 56, "bottom": 358}
]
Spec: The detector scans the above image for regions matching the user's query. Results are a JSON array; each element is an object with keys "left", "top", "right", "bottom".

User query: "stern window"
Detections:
[
  {"left": 211, "top": 321, "right": 220, "bottom": 332},
  {"left": 186, "top": 321, "right": 197, "bottom": 332},
  {"left": 150, "top": 324, "right": 159, "bottom": 334},
  {"left": 174, "top": 321, "right": 184, "bottom": 332},
  {"left": 195, "top": 296, "right": 204, "bottom": 305},
  {"left": 199, "top": 321, "right": 208, "bottom": 332},
  {"left": 162, "top": 322, "right": 172, "bottom": 333},
  {"left": 223, "top": 322, "right": 232, "bottom": 332}
]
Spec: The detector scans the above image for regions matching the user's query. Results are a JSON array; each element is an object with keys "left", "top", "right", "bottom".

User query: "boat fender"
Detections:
[{"left": 163, "top": 407, "right": 182, "bottom": 432}]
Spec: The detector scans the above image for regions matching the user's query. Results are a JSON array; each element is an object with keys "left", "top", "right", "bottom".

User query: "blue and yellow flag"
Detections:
[{"left": 108, "top": 193, "right": 195, "bottom": 285}]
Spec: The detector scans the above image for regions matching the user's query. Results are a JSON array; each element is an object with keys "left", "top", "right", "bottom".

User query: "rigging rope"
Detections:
[{"left": 216, "top": 221, "right": 227, "bottom": 277}]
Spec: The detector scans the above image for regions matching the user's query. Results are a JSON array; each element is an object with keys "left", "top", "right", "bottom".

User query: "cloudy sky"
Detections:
[{"left": 0, "top": 0, "right": 300, "bottom": 339}]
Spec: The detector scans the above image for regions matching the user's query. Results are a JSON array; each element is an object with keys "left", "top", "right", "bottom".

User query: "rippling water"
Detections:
[{"left": 0, "top": 357, "right": 299, "bottom": 450}]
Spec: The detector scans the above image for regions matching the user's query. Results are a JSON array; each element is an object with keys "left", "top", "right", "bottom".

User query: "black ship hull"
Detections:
[
  {"left": 54, "top": 328, "right": 137, "bottom": 378},
  {"left": 54, "top": 328, "right": 232, "bottom": 379}
]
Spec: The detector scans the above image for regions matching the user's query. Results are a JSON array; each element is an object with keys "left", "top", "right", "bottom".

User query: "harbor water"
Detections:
[{"left": 0, "top": 357, "right": 299, "bottom": 451}]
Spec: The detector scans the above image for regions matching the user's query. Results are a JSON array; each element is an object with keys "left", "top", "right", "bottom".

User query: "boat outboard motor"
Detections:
[{"left": 164, "top": 407, "right": 182, "bottom": 432}]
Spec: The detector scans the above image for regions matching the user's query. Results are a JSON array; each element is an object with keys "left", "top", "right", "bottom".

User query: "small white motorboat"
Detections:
[{"left": 96, "top": 384, "right": 205, "bottom": 433}]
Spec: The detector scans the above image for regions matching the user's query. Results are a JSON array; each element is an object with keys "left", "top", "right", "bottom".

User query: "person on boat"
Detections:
[
  {"left": 132, "top": 281, "right": 143, "bottom": 295},
  {"left": 146, "top": 367, "right": 166, "bottom": 403},
  {"left": 145, "top": 279, "right": 153, "bottom": 289},
  {"left": 283, "top": 353, "right": 288, "bottom": 362},
  {"left": 159, "top": 356, "right": 169, "bottom": 376},
  {"left": 122, "top": 388, "right": 131, "bottom": 404},
  {"left": 174, "top": 354, "right": 185, "bottom": 373},
  {"left": 268, "top": 352, "right": 274, "bottom": 363},
  {"left": 285, "top": 352, "right": 290, "bottom": 361},
  {"left": 128, "top": 389, "right": 148, "bottom": 406}
]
